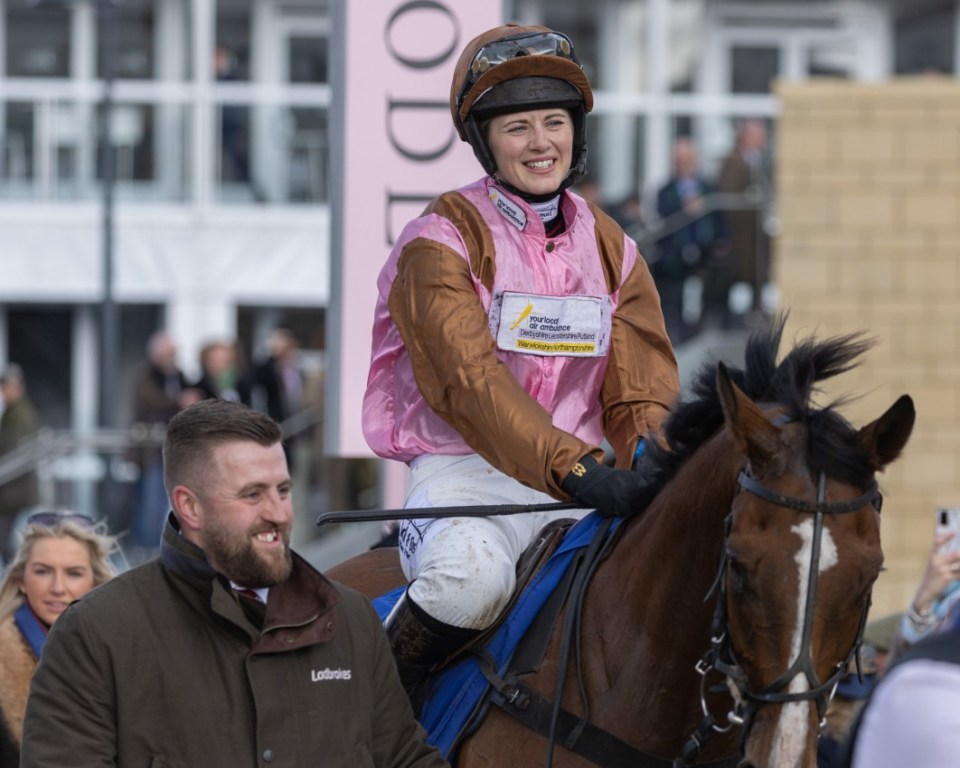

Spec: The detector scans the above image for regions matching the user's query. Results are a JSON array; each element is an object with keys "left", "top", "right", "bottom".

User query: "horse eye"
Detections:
[{"left": 726, "top": 553, "right": 746, "bottom": 593}]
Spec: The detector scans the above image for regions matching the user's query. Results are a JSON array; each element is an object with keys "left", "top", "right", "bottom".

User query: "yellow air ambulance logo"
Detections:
[
  {"left": 510, "top": 302, "right": 533, "bottom": 330},
  {"left": 496, "top": 292, "right": 603, "bottom": 358}
]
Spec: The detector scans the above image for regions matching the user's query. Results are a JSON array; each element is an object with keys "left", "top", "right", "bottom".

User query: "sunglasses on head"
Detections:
[{"left": 26, "top": 511, "right": 97, "bottom": 529}]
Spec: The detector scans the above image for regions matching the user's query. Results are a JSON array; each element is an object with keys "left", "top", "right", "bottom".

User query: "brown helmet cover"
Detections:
[{"left": 449, "top": 24, "right": 594, "bottom": 142}]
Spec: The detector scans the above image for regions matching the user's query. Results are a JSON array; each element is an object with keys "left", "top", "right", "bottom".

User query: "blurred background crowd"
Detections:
[{"left": 0, "top": 325, "right": 379, "bottom": 568}]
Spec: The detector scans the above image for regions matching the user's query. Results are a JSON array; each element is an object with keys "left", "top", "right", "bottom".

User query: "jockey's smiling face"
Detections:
[{"left": 487, "top": 108, "right": 573, "bottom": 196}]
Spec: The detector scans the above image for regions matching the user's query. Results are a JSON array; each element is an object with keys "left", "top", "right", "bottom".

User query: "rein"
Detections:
[
  {"left": 478, "top": 517, "right": 742, "bottom": 768},
  {"left": 682, "top": 469, "right": 880, "bottom": 763}
]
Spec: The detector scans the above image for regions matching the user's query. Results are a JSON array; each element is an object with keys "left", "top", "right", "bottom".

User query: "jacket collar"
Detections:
[
  {"left": 160, "top": 514, "right": 342, "bottom": 652},
  {"left": 0, "top": 615, "right": 35, "bottom": 750},
  {"left": 14, "top": 602, "right": 47, "bottom": 659}
]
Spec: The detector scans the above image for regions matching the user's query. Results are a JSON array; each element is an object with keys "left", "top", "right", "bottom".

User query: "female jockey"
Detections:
[{"left": 362, "top": 23, "right": 680, "bottom": 695}]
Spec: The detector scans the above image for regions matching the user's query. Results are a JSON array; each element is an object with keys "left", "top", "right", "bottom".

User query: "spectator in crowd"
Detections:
[
  {"left": 817, "top": 612, "right": 899, "bottom": 768},
  {"left": 248, "top": 328, "right": 304, "bottom": 468},
  {"left": 0, "top": 364, "right": 40, "bottom": 563},
  {"left": 363, "top": 23, "right": 677, "bottom": 700},
  {"left": 0, "top": 511, "right": 116, "bottom": 764},
  {"left": 128, "top": 330, "right": 200, "bottom": 558},
  {"left": 844, "top": 619, "right": 960, "bottom": 767},
  {"left": 717, "top": 118, "right": 772, "bottom": 325},
  {"left": 655, "top": 137, "right": 730, "bottom": 341},
  {"left": 892, "top": 528, "right": 960, "bottom": 654},
  {"left": 192, "top": 339, "right": 249, "bottom": 404},
  {"left": 214, "top": 43, "right": 267, "bottom": 203},
  {"left": 834, "top": 527, "right": 960, "bottom": 768},
  {"left": 20, "top": 400, "right": 447, "bottom": 768}
]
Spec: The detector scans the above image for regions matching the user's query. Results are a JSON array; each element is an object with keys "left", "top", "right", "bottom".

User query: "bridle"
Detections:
[{"left": 677, "top": 466, "right": 882, "bottom": 766}]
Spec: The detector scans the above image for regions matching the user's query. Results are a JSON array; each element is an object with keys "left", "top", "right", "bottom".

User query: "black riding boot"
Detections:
[{"left": 385, "top": 592, "right": 479, "bottom": 708}]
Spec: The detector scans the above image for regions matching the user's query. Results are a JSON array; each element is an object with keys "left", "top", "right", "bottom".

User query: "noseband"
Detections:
[{"left": 677, "top": 468, "right": 881, "bottom": 766}]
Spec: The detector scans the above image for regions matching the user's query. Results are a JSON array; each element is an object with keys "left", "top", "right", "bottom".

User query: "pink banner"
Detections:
[{"left": 329, "top": 1, "right": 502, "bottom": 456}]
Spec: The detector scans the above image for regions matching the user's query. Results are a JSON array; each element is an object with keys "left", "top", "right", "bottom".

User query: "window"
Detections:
[
  {"left": 97, "top": 0, "right": 156, "bottom": 80},
  {"left": 288, "top": 35, "right": 328, "bottom": 84},
  {"left": 216, "top": 0, "right": 254, "bottom": 81},
  {"left": 895, "top": 6, "right": 955, "bottom": 75},
  {"left": 730, "top": 46, "right": 780, "bottom": 94},
  {"left": 5, "top": 0, "right": 70, "bottom": 78}
]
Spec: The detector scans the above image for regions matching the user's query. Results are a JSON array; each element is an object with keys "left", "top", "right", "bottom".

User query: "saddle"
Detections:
[{"left": 398, "top": 513, "right": 619, "bottom": 760}]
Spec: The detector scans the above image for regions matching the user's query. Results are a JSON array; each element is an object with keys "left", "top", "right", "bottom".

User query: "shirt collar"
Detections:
[{"left": 230, "top": 581, "right": 270, "bottom": 603}]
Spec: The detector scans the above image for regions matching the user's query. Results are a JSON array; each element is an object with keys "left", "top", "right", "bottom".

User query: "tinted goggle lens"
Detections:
[{"left": 468, "top": 32, "right": 576, "bottom": 80}]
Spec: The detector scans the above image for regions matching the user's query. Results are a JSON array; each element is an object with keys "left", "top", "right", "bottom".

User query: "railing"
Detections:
[
  {"left": 622, "top": 188, "right": 778, "bottom": 342},
  {"left": 625, "top": 189, "right": 772, "bottom": 254}
]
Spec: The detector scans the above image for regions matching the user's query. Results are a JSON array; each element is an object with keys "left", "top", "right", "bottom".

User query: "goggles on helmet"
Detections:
[{"left": 456, "top": 31, "right": 579, "bottom": 113}]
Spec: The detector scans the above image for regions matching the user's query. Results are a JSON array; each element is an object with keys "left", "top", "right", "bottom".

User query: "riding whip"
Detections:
[{"left": 316, "top": 501, "right": 579, "bottom": 528}]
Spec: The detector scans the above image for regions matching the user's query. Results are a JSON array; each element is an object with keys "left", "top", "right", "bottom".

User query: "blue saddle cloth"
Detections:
[{"left": 373, "top": 512, "right": 617, "bottom": 759}]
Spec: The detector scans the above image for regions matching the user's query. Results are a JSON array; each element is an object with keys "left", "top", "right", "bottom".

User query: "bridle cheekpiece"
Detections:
[{"left": 677, "top": 467, "right": 881, "bottom": 766}]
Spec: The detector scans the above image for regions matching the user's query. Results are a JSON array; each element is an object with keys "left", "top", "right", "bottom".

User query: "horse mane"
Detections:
[{"left": 640, "top": 315, "right": 877, "bottom": 495}]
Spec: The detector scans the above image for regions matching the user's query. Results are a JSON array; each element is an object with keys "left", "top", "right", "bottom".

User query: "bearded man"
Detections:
[{"left": 21, "top": 399, "right": 447, "bottom": 768}]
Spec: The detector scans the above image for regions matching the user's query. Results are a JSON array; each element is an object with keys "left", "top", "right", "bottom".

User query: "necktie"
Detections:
[
  {"left": 234, "top": 587, "right": 262, "bottom": 602},
  {"left": 233, "top": 587, "right": 266, "bottom": 627}
]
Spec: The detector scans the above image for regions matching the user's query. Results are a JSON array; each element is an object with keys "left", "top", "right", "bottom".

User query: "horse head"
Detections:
[{"left": 713, "top": 361, "right": 915, "bottom": 768}]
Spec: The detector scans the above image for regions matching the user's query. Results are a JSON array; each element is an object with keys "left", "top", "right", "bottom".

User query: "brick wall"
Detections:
[{"left": 776, "top": 78, "right": 960, "bottom": 617}]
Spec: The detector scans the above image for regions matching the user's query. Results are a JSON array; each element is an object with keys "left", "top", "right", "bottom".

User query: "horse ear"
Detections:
[
  {"left": 857, "top": 394, "right": 915, "bottom": 471},
  {"left": 717, "top": 361, "right": 780, "bottom": 470}
]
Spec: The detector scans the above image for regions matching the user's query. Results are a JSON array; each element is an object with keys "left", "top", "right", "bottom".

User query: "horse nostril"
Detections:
[{"left": 737, "top": 761, "right": 756, "bottom": 768}]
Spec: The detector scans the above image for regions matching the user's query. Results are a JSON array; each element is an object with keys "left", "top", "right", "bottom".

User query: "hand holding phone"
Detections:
[{"left": 935, "top": 507, "right": 960, "bottom": 554}]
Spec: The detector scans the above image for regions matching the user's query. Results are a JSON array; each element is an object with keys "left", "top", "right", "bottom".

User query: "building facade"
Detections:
[{"left": 1, "top": 0, "right": 331, "bottom": 433}]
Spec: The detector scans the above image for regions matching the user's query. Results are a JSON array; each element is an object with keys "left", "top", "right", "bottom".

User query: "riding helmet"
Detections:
[{"left": 450, "top": 24, "right": 594, "bottom": 192}]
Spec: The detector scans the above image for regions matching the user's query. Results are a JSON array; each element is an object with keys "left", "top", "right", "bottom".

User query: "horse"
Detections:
[{"left": 327, "top": 318, "right": 915, "bottom": 768}]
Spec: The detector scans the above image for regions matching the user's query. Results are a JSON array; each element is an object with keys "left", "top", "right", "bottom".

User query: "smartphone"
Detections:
[{"left": 935, "top": 507, "right": 960, "bottom": 554}]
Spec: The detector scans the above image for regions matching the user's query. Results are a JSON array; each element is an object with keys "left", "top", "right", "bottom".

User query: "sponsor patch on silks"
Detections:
[
  {"left": 494, "top": 291, "right": 610, "bottom": 357},
  {"left": 488, "top": 187, "right": 526, "bottom": 230}
]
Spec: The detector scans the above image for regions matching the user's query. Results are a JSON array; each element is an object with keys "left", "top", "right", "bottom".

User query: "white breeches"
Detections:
[{"left": 398, "top": 454, "right": 588, "bottom": 630}]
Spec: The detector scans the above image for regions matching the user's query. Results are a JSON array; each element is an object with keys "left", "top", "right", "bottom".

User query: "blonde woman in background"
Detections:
[{"left": 0, "top": 511, "right": 116, "bottom": 763}]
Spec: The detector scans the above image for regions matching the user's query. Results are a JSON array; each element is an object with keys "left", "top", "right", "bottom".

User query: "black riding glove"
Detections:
[{"left": 561, "top": 454, "right": 655, "bottom": 518}]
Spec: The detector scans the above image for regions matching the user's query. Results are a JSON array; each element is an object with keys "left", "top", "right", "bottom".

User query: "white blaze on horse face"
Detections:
[{"left": 767, "top": 518, "right": 839, "bottom": 766}]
